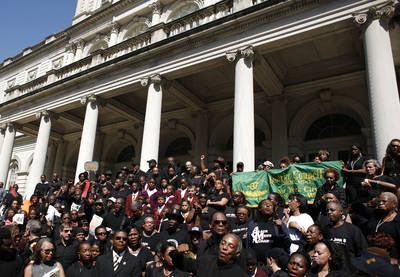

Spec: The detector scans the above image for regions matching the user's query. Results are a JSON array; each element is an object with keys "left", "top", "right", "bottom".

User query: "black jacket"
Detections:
[{"left": 93, "top": 250, "right": 141, "bottom": 277}]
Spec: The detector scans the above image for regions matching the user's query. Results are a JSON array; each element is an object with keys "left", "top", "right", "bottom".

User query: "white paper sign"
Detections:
[
  {"left": 89, "top": 214, "right": 104, "bottom": 235},
  {"left": 12, "top": 213, "right": 25, "bottom": 225},
  {"left": 70, "top": 202, "right": 81, "bottom": 211}
]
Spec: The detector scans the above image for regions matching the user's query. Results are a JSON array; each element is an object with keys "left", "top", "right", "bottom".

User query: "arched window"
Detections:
[
  {"left": 305, "top": 114, "right": 361, "bottom": 140},
  {"left": 7, "top": 160, "right": 19, "bottom": 189},
  {"left": 225, "top": 128, "right": 265, "bottom": 150},
  {"left": 165, "top": 137, "right": 192, "bottom": 157},
  {"left": 124, "top": 23, "right": 149, "bottom": 40},
  {"left": 117, "top": 145, "right": 135, "bottom": 163},
  {"left": 89, "top": 40, "right": 108, "bottom": 54},
  {"left": 168, "top": 3, "right": 199, "bottom": 22}
]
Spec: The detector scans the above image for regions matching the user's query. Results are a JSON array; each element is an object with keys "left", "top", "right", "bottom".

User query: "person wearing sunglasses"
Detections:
[
  {"left": 382, "top": 139, "right": 400, "bottom": 186},
  {"left": 93, "top": 230, "right": 141, "bottom": 277},
  {"left": 197, "top": 211, "right": 229, "bottom": 258},
  {"left": 55, "top": 223, "right": 79, "bottom": 271},
  {"left": 24, "top": 238, "right": 65, "bottom": 277}
]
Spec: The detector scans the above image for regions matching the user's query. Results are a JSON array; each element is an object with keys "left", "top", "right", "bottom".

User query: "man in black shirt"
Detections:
[
  {"left": 103, "top": 197, "right": 129, "bottom": 231},
  {"left": 159, "top": 208, "right": 190, "bottom": 246},
  {"left": 141, "top": 216, "right": 161, "bottom": 251},
  {"left": 33, "top": 175, "right": 50, "bottom": 200},
  {"left": 197, "top": 233, "right": 247, "bottom": 277},
  {"left": 326, "top": 202, "right": 367, "bottom": 257},
  {"left": 55, "top": 223, "right": 78, "bottom": 271},
  {"left": 197, "top": 212, "right": 229, "bottom": 258}
]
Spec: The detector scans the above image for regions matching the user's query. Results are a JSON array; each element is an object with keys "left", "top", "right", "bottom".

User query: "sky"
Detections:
[{"left": 0, "top": 1, "right": 77, "bottom": 62}]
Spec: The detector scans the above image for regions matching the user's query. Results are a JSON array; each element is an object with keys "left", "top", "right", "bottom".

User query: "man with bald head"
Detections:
[
  {"left": 326, "top": 202, "right": 367, "bottom": 257},
  {"left": 197, "top": 233, "right": 247, "bottom": 277}
]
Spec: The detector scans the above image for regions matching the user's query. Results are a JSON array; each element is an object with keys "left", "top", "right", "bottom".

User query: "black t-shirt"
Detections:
[
  {"left": 66, "top": 261, "right": 93, "bottom": 277},
  {"left": 102, "top": 212, "right": 129, "bottom": 231},
  {"left": 247, "top": 220, "right": 290, "bottom": 260},
  {"left": 209, "top": 192, "right": 230, "bottom": 212},
  {"left": 197, "top": 255, "right": 248, "bottom": 277},
  {"left": 327, "top": 222, "right": 367, "bottom": 257},
  {"left": 160, "top": 228, "right": 190, "bottom": 246},
  {"left": 129, "top": 246, "right": 154, "bottom": 272},
  {"left": 231, "top": 221, "right": 249, "bottom": 240},
  {"left": 141, "top": 231, "right": 161, "bottom": 251}
]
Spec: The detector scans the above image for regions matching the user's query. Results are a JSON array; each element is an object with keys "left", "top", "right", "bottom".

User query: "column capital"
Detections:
[
  {"left": 149, "top": 1, "right": 162, "bottom": 14},
  {"left": 35, "top": 110, "right": 58, "bottom": 121},
  {"left": 4, "top": 122, "right": 19, "bottom": 132},
  {"left": 141, "top": 74, "right": 163, "bottom": 87},
  {"left": 66, "top": 42, "right": 77, "bottom": 53},
  {"left": 353, "top": 2, "right": 397, "bottom": 28},
  {"left": 110, "top": 22, "right": 120, "bottom": 33},
  {"left": 80, "top": 94, "right": 98, "bottom": 105},
  {"left": 74, "top": 39, "right": 86, "bottom": 49},
  {"left": 226, "top": 45, "right": 254, "bottom": 62}
]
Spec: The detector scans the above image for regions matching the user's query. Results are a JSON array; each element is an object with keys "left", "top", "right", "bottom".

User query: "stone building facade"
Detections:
[{"left": 0, "top": 0, "right": 399, "bottom": 198}]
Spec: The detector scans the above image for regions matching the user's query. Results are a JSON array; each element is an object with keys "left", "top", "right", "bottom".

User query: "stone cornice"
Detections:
[
  {"left": 0, "top": 0, "right": 376, "bottom": 120},
  {"left": 353, "top": 0, "right": 398, "bottom": 28}
]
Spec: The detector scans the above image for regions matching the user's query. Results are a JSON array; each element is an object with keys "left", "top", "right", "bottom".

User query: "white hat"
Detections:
[{"left": 263, "top": 161, "right": 274, "bottom": 168}]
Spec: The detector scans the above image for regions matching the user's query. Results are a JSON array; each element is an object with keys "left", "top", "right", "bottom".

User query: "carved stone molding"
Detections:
[
  {"left": 80, "top": 94, "right": 98, "bottom": 105},
  {"left": 28, "top": 69, "right": 38, "bottom": 81},
  {"left": 35, "top": 110, "right": 58, "bottom": 121},
  {"left": 141, "top": 74, "right": 163, "bottom": 87},
  {"left": 7, "top": 78, "right": 16, "bottom": 89},
  {"left": 149, "top": 1, "right": 162, "bottom": 15},
  {"left": 110, "top": 22, "right": 120, "bottom": 33},
  {"left": 52, "top": 57, "right": 64, "bottom": 70},
  {"left": 226, "top": 45, "right": 254, "bottom": 62},
  {"left": 353, "top": 1, "right": 397, "bottom": 28},
  {"left": 66, "top": 43, "right": 77, "bottom": 54},
  {"left": 75, "top": 39, "right": 86, "bottom": 49}
]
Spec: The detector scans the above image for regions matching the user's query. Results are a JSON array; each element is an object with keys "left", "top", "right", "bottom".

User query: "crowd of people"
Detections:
[{"left": 0, "top": 138, "right": 399, "bottom": 277}]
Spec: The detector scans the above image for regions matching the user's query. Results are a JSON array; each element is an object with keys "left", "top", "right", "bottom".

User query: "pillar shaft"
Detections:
[
  {"left": 75, "top": 95, "right": 99, "bottom": 182},
  {"left": 45, "top": 142, "right": 57, "bottom": 178},
  {"left": 26, "top": 112, "right": 52, "bottom": 198},
  {"left": 358, "top": 7, "right": 400, "bottom": 161},
  {"left": 0, "top": 124, "right": 16, "bottom": 183},
  {"left": 54, "top": 141, "right": 66, "bottom": 177},
  {"left": 140, "top": 75, "right": 163, "bottom": 171},
  {"left": 229, "top": 46, "right": 255, "bottom": 172},
  {"left": 0, "top": 128, "right": 5, "bottom": 156},
  {"left": 272, "top": 98, "right": 288, "bottom": 164}
]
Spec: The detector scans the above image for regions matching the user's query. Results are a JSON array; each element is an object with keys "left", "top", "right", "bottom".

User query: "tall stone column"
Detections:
[
  {"left": 194, "top": 112, "right": 208, "bottom": 164},
  {"left": 354, "top": 3, "right": 400, "bottom": 161},
  {"left": 75, "top": 94, "right": 99, "bottom": 183},
  {"left": 109, "top": 23, "right": 120, "bottom": 46},
  {"left": 0, "top": 123, "right": 16, "bottom": 183},
  {"left": 140, "top": 74, "right": 163, "bottom": 172},
  {"left": 44, "top": 142, "right": 57, "bottom": 178},
  {"left": 54, "top": 141, "right": 66, "bottom": 178},
  {"left": 0, "top": 127, "right": 5, "bottom": 156},
  {"left": 272, "top": 97, "right": 288, "bottom": 164},
  {"left": 226, "top": 46, "right": 255, "bottom": 172},
  {"left": 26, "top": 111, "right": 54, "bottom": 198}
]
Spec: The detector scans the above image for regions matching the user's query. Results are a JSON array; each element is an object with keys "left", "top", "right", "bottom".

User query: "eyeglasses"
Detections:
[
  {"left": 115, "top": 236, "right": 128, "bottom": 241},
  {"left": 199, "top": 196, "right": 207, "bottom": 199},
  {"left": 63, "top": 229, "right": 72, "bottom": 233},
  {"left": 42, "top": 249, "right": 55, "bottom": 255},
  {"left": 213, "top": 220, "right": 227, "bottom": 225},
  {"left": 391, "top": 144, "right": 400, "bottom": 148}
]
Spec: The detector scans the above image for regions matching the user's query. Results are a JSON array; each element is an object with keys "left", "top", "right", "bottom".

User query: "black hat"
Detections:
[
  {"left": 147, "top": 159, "right": 157, "bottom": 164},
  {"left": 213, "top": 156, "right": 225, "bottom": 166},
  {"left": 121, "top": 166, "right": 129, "bottom": 171},
  {"left": 167, "top": 208, "right": 184, "bottom": 223},
  {"left": 189, "top": 226, "right": 203, "bottom": 234},
  {"left": 351, "top": 253, "right": 400, "bottom": 276}
]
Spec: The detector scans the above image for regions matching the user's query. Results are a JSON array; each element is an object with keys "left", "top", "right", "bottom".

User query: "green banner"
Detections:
[{"left": 232, "top": 161, "right": 343, "bottom": 207}]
